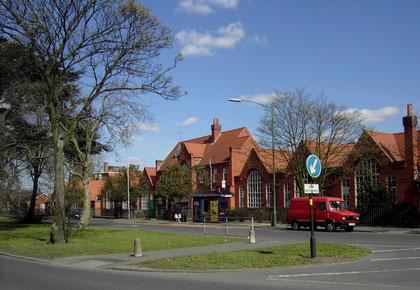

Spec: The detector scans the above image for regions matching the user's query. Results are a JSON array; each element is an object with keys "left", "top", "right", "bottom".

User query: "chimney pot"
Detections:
[{"left": 407, "top": 104, "right": 412, "bottom": 116}]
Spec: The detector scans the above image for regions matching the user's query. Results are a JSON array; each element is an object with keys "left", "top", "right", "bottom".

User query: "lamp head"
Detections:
[{"left": 228, "top": 98, "right": 242, "bottom": 102}]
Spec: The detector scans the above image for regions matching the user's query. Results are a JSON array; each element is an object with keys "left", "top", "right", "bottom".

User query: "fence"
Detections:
[
  {"left": 357, "top": 203, "right": 419, "bottom": 227},
  {"left": 202, "top": 217, "right": 255, "bottom": 238}
]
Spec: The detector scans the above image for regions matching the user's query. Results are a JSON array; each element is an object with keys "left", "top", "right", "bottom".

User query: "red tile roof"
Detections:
[
  {"left": 158, "top": 127, "right": 255, "bottom": 171},
  {"left": 143, "top": 167, "right": 157, "bottom": 186},
  {"left": 366, "top": 130, "right": 406, "bottom": 162}
]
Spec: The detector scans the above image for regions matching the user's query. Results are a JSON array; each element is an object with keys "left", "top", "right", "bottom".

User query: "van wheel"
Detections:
[
  {"left": 292, "top": 221, "right": 300, "bottom": 231},
  {"left": 344, "top": 227, "right": 354, "bottom": 232},
  {"left": 325, "top": 221, "right": 336, "bottom": 232}
]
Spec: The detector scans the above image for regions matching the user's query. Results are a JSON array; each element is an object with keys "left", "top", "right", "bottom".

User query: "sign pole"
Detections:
[
  {"left": 309, "top": 194, "right": 316, "bottom": 258},
  {"left": 306, "top": 155, "right": 321, "bottom": 259}
]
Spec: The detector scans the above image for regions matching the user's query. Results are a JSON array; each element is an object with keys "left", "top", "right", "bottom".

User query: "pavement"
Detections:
[{"left": 3, "top": 218, "right": 419, "bottom": 272}]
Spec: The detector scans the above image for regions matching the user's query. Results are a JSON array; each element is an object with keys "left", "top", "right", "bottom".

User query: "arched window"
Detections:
[
  {"left": 355, "top": 159, "right": 380, "bottom": 205},
  {"left": 247, "top": 170, "right": 262, "bottom": 208}
]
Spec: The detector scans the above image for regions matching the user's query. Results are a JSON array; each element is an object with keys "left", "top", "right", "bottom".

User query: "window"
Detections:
[
  {"left": 294, "top": 171, "right": 309, "bottom": 197},
  {"left": 266, "top": 183, "right": 273, "bottom": 208},
  {"left": 203, "top": 200, "right": 209, "bottom": 213},
  {"left": 355, "top": 159, "right": 380, "bottom": 206},
  {"left": 105, "top": 193, "right": 111, "bottom": 209},
  {"left": 317, "top": 202, "right": 326, "bottom": 211},
  {"left": 213, "top": 168, "right": 217, "bottom": 183},
  {"left": 222, "top": 168, "right": 227, "bottom": 182},
  {"left": 239, "top": 185, "right": 245, "bottom": 207},
  {"left": 247, "top": 170, "right": 262, "bottom": 208},
  {"left": 386, "top": 176, "right": 396, "bottom": 195},
  {"left": 122, "top": 201, "right": 128, "bottom": 210},
  {"left": 284, "top": 183, "right": 291, "bottom": 208},
  {"left": 342, "top": 178, "right": 350, "bottom": 208},
  {"left": 141, "top": 197, "right": 149, "bottom": 210}
]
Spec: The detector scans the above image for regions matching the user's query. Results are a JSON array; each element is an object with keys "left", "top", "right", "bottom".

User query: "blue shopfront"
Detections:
[{"left": 192, "top": 192, "right": 234, "bottom": 222}]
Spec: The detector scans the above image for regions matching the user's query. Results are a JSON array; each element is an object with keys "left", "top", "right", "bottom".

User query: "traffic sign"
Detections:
[
  {"left": 304, "top": 184, "right": 319, "bottom": 194},
  {"left": 306, "top": 155, "right": 321, "bottom": 178}
]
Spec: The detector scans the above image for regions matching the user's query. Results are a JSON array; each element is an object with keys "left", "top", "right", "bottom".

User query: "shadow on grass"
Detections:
[{"left": 0, "top": 219, "right": 30, "bottom": 231}]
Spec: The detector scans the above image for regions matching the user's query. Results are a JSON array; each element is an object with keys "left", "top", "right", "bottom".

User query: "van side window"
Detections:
[{"left": 317, "top": 202, "right": 326, "bottom": 211}]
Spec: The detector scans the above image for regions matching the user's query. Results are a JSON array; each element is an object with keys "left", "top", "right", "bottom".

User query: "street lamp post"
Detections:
[{"left": 229, "top": 98, "right": 277, "bottom": 226}]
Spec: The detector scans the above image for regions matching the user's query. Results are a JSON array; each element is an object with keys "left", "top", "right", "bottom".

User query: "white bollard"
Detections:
[
  {"left": 134, "top": 239, "right": 142, "bottom": 257},
  {"left": 249, "top": 230, "right": 256, "bottom": 244}
]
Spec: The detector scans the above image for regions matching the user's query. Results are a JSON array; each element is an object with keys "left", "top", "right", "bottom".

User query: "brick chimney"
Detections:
[
  {"left": 104, "top": 162, "right": 109, "bottom": 173},
  {"left": 211, "top": 118, "right": 221, "bottom": 143},
  {"left": 403, "top": 104, "right": 418, "bottom": 173}
]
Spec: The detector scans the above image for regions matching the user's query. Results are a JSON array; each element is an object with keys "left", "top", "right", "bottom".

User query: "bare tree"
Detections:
[
  {"left": 1, "top": 0, "right": 184, "bottom": 243},
  {"left": 257, "top": 89, "right": 365, "bottom": 196}
]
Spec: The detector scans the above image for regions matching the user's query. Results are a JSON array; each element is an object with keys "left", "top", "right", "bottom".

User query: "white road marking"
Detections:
[
  {"left": 371, "top": 256, "right": 420, "bottom": 261},
  {"left": 372, "top": 247, "right": 420, "bottom": 253},
  {"left": 268, "top": 267, "right": 420, "bottom": 278},
  {"left": 267, "top": 278, "right": 415, "bottom": 289}
]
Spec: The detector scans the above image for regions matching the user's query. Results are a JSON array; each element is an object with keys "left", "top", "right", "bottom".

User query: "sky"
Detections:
[{"left": 105, "top": 0, "right": 420, "bottom": 169}]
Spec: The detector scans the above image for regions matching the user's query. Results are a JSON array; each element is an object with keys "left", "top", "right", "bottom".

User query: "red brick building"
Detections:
[
  {"left": 145, "top": 118, "right": 257, "bottom": 221},
  {"left": 234, "top": 105, "right": 419, "bottom": 218}
]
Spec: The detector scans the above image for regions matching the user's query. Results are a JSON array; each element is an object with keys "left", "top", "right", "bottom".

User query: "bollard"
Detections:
[
  {"left": 203, "top": 217, "right": 206, "bottom": 236},
  {"left": 225, "top": 218, "right": 229, "bottom": 237},
  {"left": 249, "top": 230, "right": 256, "bottom": 244},
  {"left": 134, "top": 238, "right": 142, "bottom": 257}
]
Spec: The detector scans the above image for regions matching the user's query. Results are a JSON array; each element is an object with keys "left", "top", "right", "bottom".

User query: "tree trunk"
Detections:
[
  {"left": 79, "top": 163, "right": 92, "bottom": 230},
  {"left": 26, "top": 171, "right": 40, "bottom": 222},
  {"left": 50, "top": 137, "right": 67, "bottom": 244}
]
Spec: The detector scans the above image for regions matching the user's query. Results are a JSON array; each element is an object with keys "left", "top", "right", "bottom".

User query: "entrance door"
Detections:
[{"left": 210, "top": 200, "right": 219, "bottom": 222}]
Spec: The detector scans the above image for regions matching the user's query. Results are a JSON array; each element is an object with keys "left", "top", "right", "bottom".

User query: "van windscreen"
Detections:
[{"left": 329, "top": 201, "right": 345, "bottom": 210}]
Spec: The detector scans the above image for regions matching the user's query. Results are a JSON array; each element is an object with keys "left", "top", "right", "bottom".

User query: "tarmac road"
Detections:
[{"left": 1, "top": 218, "right": 419, "bottom": 289}]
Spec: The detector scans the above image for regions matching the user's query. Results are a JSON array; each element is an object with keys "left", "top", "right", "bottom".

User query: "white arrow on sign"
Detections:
[{"left": 310, "top": 159, "right": 318, "bottom": 175}]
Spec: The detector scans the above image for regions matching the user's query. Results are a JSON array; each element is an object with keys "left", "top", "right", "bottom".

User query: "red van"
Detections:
[{"left": 287, "top": 197, "right": 360, "bottom": 232}]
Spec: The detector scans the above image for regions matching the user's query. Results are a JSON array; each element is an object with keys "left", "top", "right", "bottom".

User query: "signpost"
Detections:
[{"left": 305, "top": 155, "right": 321, "bottom": 259}]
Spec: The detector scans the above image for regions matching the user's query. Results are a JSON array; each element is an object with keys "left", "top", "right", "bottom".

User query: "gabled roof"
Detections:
[
  {"left": 143, "top": 167, "right": 157, "bottom": 186},
  {"left": 158, "top": 126, "right": 255, "bottom": 171},
  {"left": 254, "top": 148, "right": 290, "bottom": 173},
  {"left": 304, "top": 140, "right": 356, "bottom": 167},
  {"left": 366, "top": 130, "right": 406, "bottom": 162}
]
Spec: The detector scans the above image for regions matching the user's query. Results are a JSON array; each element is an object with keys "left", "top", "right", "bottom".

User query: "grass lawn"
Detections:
[
  {"left": 0, "top": 218, "right": 245, "bottom": 259},
  {"left": 138, "top": 243, "right": 371, "bottom": 270}
]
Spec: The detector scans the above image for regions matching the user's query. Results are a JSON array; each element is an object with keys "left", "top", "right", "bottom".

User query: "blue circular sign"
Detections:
[{"left": 306, "top": 155, "right": 321, "bottom": 178}]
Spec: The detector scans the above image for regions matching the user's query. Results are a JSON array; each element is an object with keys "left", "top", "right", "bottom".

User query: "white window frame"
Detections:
[
  {"left": 239, "top": 185, "right": 245, "bottom": 208},
  {"left": 341, "top": 178, "right": 350, "bottom": 208},
  {"left": 266, "top": 183, "right": 273, "bottom": 208},
  {"left": 386, "top": 176, "right": 396, "bottom": 195},
  {"left": 141, "top": 197, "right": 149, "bottom": 210},
  {"left": 355, "top": 159, "right": 380, "bottom": 206},
  {"left": 247, "top": 170, "right": 262, "bottom": 208},
  {"left": 284, "top": 183, "right": 291, "bottom": 208}
]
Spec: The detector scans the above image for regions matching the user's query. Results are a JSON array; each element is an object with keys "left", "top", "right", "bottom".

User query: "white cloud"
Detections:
[
  {"left": 344, "top": 107, "right": 400, "bottom": 124},
  {"left": 176, "top": 22, "right": 245, "bottom": 56},
  {"left": 241, "top": 93, "right": 276, "bottom": 105},
  {"left": 177, "top": 117, "right": 198, "bottom": 127},
  {"left": 128, "top": 156, "right": 142, "bottom": 163},
  {"left": 177, "top": 0, "right": 239, "bottom": 15},
  {"left": 136, "top": 123, "right": 160, "bottom": 132}
]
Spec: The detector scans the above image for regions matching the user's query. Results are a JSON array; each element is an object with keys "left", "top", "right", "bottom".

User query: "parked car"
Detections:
[
  {"left": 71, "top": 209, "right": 82, "bottom": 220},
  {"left": 287, "top": 197, "right": 360, "bottom": 232}
]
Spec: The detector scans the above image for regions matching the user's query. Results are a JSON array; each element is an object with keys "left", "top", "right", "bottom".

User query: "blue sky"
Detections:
[{"left": 106, "top": 0, "right": 420, "bottom": 169}]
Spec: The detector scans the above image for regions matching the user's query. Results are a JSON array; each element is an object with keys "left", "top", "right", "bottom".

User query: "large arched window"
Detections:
[
  {"left": 247, "top": 170, "right": 262, "bottom": 208},
  {"left": 355, "top": 159, "right": 380, "bottom": 205}
]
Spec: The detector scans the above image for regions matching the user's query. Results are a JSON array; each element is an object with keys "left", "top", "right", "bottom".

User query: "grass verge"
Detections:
[
  {"left": 0, "top": 218, "right": 245, "bottom": 259},
  {"left": 138, "top": 243, "right": 371, "bottom": 270}
]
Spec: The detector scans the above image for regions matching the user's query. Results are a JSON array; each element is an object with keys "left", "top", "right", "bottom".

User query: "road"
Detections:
[{"left": 1, "top": 219, "right": 419, "bottom": 289}]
